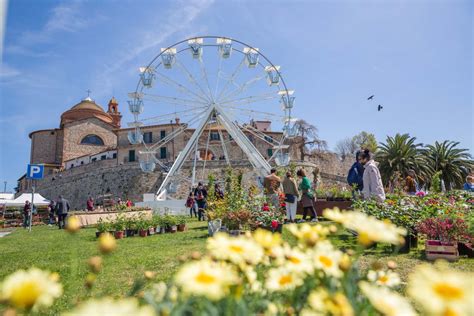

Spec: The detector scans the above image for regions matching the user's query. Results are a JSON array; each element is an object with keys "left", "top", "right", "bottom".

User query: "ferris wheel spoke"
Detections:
[
  {"left": 213, "top": 53, "right": 223, "bottom": 100},
  {"left": 219, "top": 92, "right": 279, "bottom": 107},
  {"left": 198, "top": 57, "right": 215, "bottom": 102},
  {"left": 138, "top": 106, "right": 209, "bottom": 124},
  {"left": 155, "top": 72, "right": 209, "bottom": 104},
  {"left": 225, "top": 106, "right": 285, "bottom": 119},
  {"left": 215, "top": 56, "right": 246, "bottom": 101},
  {"left": 218, "top": 72, "right": 267, "bottom": 103},
  {"left": 175, "top": 60, "right": 212, "bottom": 103},
  {"left": 142, "top": 93, "right": 208, "bottom": 106}
]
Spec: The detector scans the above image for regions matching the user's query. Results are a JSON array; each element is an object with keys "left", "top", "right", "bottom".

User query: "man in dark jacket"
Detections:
[
  {"left": 347, "top": 151, "right": 364, "bottom": 198},
  {"left": 55, "top": 195, "right": 70, "bottom": 229}
]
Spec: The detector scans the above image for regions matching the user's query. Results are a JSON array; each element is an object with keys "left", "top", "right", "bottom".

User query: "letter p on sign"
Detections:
[{"left": 27, "top": 164, "right": 44, "bottom": 179}]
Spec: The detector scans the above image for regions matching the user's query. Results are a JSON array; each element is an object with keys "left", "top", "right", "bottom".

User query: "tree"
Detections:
[
  {"left": 424, "top": 141, "right": 473, "bottom": 190},
  {"left": 376, "top": 133, "right": 432, "bottom": 185},
  {"left": 335, "top": 137, "right": 358, "bottom": 160},
  {"left": 290, "top": 119, "right": 327, "bottom": 161},
  {"left": 353, "top": 131, "right": 378, "bottom": 153},
  {"left": 335, "top": 131, "right": 377, "bottom": 160}
]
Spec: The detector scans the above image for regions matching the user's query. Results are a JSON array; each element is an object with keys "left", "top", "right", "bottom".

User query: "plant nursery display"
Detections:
[{"left": 1, "top": 208, "right": 472, "bottom": 315}]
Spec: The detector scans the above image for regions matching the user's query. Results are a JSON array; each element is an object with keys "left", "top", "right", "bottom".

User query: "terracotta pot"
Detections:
[
  {"left": 139, "top": 229, "right": 148, "bottom": 237},
  {"left": 177, "top": 224, "right": 186, "bottom": 232},
  {"left": 114, "top": 231, "right": 125, "bottom": 239}
]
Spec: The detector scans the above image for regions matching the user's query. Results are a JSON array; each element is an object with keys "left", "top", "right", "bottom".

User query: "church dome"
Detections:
[{"left": 61, "top": 97, "right": 115, "bottom": 127}]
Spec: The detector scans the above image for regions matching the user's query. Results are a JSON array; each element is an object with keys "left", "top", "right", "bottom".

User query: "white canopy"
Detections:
[{"left": 2, "top": 193, "right": 50, "bottom": 207}]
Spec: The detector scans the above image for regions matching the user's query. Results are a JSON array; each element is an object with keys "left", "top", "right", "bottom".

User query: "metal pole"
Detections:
[
  {"left": 3, "top": 181, "right": 6, "bottom": 193},
  {"left": 29, "top": 180, "right": 34, "bottom": 232}
]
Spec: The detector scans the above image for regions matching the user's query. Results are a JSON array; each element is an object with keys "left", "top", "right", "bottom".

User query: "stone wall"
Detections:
[{"left": 62, "top": 118, "right": 117, "bottom": 163}]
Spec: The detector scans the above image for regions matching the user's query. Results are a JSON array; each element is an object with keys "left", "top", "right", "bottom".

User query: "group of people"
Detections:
[
  {"left": 186, "top": 182, "right": 225, "bottom": 221},
  {"left": 347, "top": 149, "right": 386, "bottom": 202},
  {"left": 23, "top": 195, "right": 71, "bottom": 229},
  {"left": 264, "top": 168, "right": 318, "bottom": 223}
]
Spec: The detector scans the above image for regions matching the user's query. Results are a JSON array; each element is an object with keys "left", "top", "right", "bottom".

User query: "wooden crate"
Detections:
[{"left": 425, "top": 240, "right": 459, "bottom": 261}]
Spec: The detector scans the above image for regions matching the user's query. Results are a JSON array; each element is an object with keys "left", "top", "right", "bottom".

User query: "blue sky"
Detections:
[{"left": 0, "top": 0, "right": 472, "bottom": 192}]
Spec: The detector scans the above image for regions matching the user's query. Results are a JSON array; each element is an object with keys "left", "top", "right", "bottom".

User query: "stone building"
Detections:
[{"left": 17, "top": 96, "right": 302, "bottom": 208}]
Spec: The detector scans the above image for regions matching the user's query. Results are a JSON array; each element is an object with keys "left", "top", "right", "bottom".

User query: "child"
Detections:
[{"left": 186, "top": 193, "right": 197, "bottom": 218}]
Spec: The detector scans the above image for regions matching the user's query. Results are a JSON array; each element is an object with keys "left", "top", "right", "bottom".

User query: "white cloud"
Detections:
[
  {"left": 92, "top": 0, "right": 215, "bottom": 98},
  {"left": 0, "top": 63, "right": 20, "bottom": 78}
]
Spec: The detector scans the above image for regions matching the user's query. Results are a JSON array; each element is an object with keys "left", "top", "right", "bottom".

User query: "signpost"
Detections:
[{"left": 26, "top": 164, "right": 44, "bottom": 232}]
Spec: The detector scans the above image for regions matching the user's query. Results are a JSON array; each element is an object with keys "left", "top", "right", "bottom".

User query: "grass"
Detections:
[{"left": 0, "top": 220, "right": 473, "bottom": 314}]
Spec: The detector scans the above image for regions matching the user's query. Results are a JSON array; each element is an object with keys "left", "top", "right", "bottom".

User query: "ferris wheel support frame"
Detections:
[{"left": 155, "top": 103, "right": 271, "bottom": 199}]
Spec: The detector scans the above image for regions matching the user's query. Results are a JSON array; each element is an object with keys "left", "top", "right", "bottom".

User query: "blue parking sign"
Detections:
[{"left": 27, "top": 164, "right": 44, "bottom": 179}]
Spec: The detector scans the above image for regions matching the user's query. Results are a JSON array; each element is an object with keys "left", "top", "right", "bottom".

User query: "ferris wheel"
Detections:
[{"left": 127, "top": 36, "right": 298, "bottom": 198}]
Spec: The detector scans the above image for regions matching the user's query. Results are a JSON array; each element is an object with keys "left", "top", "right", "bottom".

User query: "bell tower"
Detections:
[{"left": 107, "top": 97, "right": 122, "bottom": 128}]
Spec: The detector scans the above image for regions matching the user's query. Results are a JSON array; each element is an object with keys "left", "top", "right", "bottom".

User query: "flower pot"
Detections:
[
  {"left": 177, "top": 224, "right": 186, "bottom": 232},
  {"left": 148, "top": 227, "right": 155, "bottom": 235},
  {"left": 95, "top": 231, "right": 103, "bottom": 238},
  {"left": 229, "top": 229, "right": 241, "bottom": 236},
  {"left": 114, "top": 230, "right": 125, "bottom": 239},
  {"left": 155, "top": 226, "right": 162, "bottom": 234},
  {"left": 126, "top": 229, "right": 135, "bottom": 237},
  {"left": 169, "top": 225, "right": 177, "bottom": 233},
  {"left": 409, "top": 234, "right": 418, "bottom": 249},
  {"left": 139, "top": 229, "right": 148, "bottom": 237},
  {"left": 425, "top": 240, "right": 458, "bottom": 261}
]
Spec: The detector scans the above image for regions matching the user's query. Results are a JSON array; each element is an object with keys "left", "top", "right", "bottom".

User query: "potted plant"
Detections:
[
  {"left": 136, "top": 219, "right": 148, "bottom": 237},
  {"left": 167, "top": 215, "right": 177, "bottom": 233},
  {"left": 177, "top": 216, "right": 187, "bottom": 232},
  {"left": 152, "top": 215, "right": 163, "bottom": 234},
  {"left": 96, "top": 218, "right": 108, "bottom": 238},
  {"left": 125, "top": 217, "right": 137, "bottom": 237},
  {"left": 113, "top": 218, "right": 126, "bottom": 239},
  {"left": 417, "top": 216, "right": 468, "bottom": 261},
  {"left": 147, "top": 219, "right": 155, "bottom": 235}
]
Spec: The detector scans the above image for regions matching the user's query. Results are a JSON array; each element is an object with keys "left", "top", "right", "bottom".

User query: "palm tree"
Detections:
[
  {"left": 424, "top": 141, "right": 473, "bottom": 190},
  {"left": 376, "top": 133, "right": 431, "bottom": 185}
]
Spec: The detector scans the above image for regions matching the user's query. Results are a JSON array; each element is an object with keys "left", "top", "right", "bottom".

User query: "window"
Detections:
[
  {"left": 247, "top": 135, "right": 254, "bottom": 143},
  {"left": 81, "top": 134, "right": 104, "bottom": 146},
  {"left": 112, "top": 153, "right": 117, "bottom": 159},
  {"left": 101, "top": 155, "right": 106, "bottom": 160},
  {"left": 143, "top": 132, "right": 153, "bottom": 144},
  {"left": 210, "top": 131, "right": 220, "bottom": 141},
  {"left": 129, "top": 150, "right": 136, "bottom": 162},
  {"left": 160, "top": 130, "right": 166, "bottom": 139},
  {"left": 92, "top": 158, "right": 97, "bottom": 162},
  {"left": 264, "top": 135, "right": 273, "bottom": 143},
  {"left": 81, "top": 161, "right": 84, "bottom": 165},
  {"left": 267, "top": 148, "right": 273, "bottom": 158},
  {"left": 160, "top": 147, "right": 167, "bottom": 159}
]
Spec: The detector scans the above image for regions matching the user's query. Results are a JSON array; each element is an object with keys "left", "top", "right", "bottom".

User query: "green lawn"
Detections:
[{"left": 0, "top": 220, "right": 473, "bottom": 315}]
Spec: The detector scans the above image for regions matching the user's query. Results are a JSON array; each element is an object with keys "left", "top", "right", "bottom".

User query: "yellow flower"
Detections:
[
  {"left": 0, "top": 268, "right": 62, "bottom": 311},
  {"left": 253, "top": 229, "right": 282, "bottom": 251},
  {"left": 265, "top": 267, "right": 303, "bottom": 292},
  {"left": 324, "top": 208, "right": 406, "bottom": 246},
  {"left": 367, "top": 270, "right": 401, "bottom": 288},
  {"left": 66, "top": 216, "right": 81, "bottom": 233},
  {"left": 312, "top": 240, "right": 344, "bottom": 278},
  {"left": 360, "top": 281, "right": 416, "bottom": 316},
  {"left": 98, "top": 232, "right": 116, "bottom": 254},
  {"left": 303, "top": 289, "right": 354, "bottom": 316},
  {"left": 87, "top": 256, "right": 102, "bottom": 273},
  {"left": 207, "top": 233, "right": 264, "bottom": 266},
  {"left": 287, "top": 223, "right": 329, "bottom": 247},
  {"left": 64, "top": 297, "right": 154, "bottom": 316},
  {"left": 277, "top": 245, "right": 313, "bottom": 275},
  {"left": 175, "top": 259, "right": 239, "bottom": 300},
  {"left": 407, "top": 262, "right": 473, "bottom": 316}
]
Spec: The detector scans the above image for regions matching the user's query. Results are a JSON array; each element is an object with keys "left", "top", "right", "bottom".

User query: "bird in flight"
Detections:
[
  {"left": 367, "top": 95, "right": 374, "bottom": 100},
  {"left": 377, "top": 105, "right": 383, "bottom": 111}
]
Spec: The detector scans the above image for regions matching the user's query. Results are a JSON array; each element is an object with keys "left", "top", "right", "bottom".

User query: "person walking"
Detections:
[
  {"left": 86, "top": 196, "right": 94, "bottom": 212},
  {"left": 48, "top": 200, "right": 56, "bottom": 226},
  {"left": 186, "top": 192, "right": 197, "bottom": 218},
  {"left": 214, "top": 183, "right": 224, "bottom": 200},
  {"left": 359, "top": 149, "right": 386, "bottom": 202},
  {"left": 404, "top": 170, "right": 418, "bottom": 195},
  {"left": 263, "top": 168, "right": 282, "bottom": 211},
  {"left": 23, "top": 200, "right": 31, "bottom": 228},
  {"left": 282, "top": 171, "right": 299, "bottom": 223},
  {"left": 347, "top": 151, "right": 364, "bottom": 198},
  {"left": 55, "top": 195, "right": 70, "bottom": 229},
  {"left": 463, "top": 176, "right": 474, "bottom": 192},
  {"left": 297, "top": 169, "right": 317, "bottom": 222},
  {"left": 194, "top": 182, "right": 208, "bottom": 221}
]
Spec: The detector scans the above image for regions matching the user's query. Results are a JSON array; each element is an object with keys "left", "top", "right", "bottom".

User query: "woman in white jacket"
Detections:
[{"left": 359, "top": 149, "right": 386, "bottom": 202}]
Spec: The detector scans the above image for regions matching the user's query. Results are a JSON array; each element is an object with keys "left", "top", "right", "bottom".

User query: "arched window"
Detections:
[{"left": 80, "top": 134, "right": 104, "bottom": 146}]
